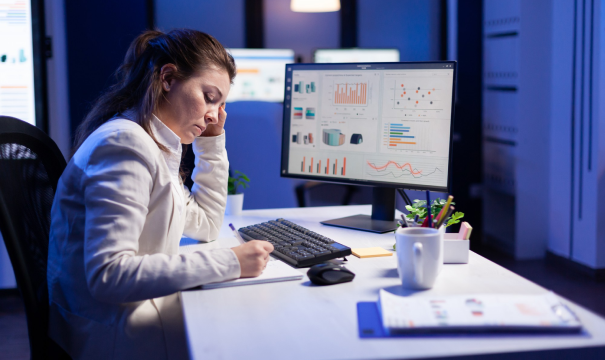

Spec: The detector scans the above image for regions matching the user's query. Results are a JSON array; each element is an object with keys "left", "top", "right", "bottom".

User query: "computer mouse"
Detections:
[{"left": 307, "top": 263, "right": 355, "bottom": 285}]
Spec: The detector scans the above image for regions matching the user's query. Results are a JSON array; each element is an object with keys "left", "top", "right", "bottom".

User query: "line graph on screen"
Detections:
[{"left": 364, "top": 158, "right": 447, "bottom": 185}]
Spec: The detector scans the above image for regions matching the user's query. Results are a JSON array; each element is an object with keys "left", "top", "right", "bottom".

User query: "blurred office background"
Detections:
[{"left": 2, "top": 0, "right": 605, "bottom": 357}]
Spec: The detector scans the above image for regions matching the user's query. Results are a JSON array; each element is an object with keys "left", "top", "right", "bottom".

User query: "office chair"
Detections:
[
  {"left": 295, "top": 182, "right": 361, "bottom": 207},
  {"left": 0, "top": 116, "right": 71, "bottom": 359}
]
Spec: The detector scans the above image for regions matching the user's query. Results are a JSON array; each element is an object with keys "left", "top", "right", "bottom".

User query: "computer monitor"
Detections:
[
  {"left": 281, "top": 61, "right": 456, "bottom": 233},
  {"left": 0, "top": 0, "right": 45, "bottom": 128},
  {"left": 226, "top": 48, "right": 295, "bottom": 102},
  {"left": 313, "top": 48, "right": 400, "bottom": 63}
]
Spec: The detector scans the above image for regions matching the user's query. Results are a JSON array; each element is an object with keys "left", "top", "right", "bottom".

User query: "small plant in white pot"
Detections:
[{"left": 225, "top": 170, "right": 250, "bottom": 216}]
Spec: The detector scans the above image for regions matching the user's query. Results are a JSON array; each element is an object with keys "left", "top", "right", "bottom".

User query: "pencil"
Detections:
[
  {"left": 435, "top": 195, "right": 454, "bottom": 222},
  {"left": 437, "top": 206, "right": 454, "bottom": 229}
]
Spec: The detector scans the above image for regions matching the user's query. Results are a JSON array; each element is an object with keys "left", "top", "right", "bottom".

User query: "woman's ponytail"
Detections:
[{"left": 117, "top": 30, "right": 164, "bottom": 83}]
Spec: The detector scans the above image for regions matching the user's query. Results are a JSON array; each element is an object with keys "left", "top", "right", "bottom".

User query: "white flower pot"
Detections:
[{"left": 225, "top": 193, "right": 244, "bottom": 216}]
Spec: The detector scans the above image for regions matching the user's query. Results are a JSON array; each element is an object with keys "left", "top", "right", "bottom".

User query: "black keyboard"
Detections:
[{"left": 238, "top": 218, "right": 352, "bottom": 268}]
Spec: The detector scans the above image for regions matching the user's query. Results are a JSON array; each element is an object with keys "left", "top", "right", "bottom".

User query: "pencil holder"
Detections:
[{"left": 443, "top": 235, "right": 470, "bottom": 264}]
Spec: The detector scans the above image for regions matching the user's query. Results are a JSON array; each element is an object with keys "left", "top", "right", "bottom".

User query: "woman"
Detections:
[{"left": 47, "top": 29, "right": 273, "bottom": 360}]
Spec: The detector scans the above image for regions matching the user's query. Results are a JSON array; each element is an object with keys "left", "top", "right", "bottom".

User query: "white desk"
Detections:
[{"left": 181, "top": 205, "right": 605, "bottom": 359}]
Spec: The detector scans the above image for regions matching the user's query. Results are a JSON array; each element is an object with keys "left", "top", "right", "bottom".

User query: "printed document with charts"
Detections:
[
  {"left": 180, "top": 242, "right": 303, "bottom": 289},
  {"left": 378, "top": 289, "right": 583, "bottom": 334}
]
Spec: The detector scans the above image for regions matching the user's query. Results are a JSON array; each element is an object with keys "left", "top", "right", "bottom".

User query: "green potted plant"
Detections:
[
  {"left": 393, "top": 198, "right": 465, "bottom": 250},
  {"left": 226, "top": 170, "right": 250, "bottom": 216}
]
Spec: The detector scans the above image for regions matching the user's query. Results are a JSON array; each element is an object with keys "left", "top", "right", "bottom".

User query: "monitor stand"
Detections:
[{"left": 320, "top": 187, "right": 398, "bottom": 233}]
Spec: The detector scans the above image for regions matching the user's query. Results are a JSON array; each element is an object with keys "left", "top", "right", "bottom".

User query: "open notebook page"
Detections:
[{"left": 180, "top": 239, "right": 304, "bottom": 290}]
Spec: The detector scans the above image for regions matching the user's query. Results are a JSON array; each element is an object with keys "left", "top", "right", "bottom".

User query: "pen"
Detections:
[
  {"left": 426, "top": 190, "right": 432, "bottom": 228},
  {"left": 229, "top": 223, "right": 247, "bottom": 245},
  {"left": 400, "top": 214, "right": 408, "bottom": 228}
]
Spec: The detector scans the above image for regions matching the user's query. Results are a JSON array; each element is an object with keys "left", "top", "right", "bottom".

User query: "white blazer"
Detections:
[{"left": 47, "top": 115, "right": 241, "bottom": 360}]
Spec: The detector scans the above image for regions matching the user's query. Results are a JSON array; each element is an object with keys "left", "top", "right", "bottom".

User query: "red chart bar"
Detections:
[
  {"left": 310, "top": 157, "right": 313, "bottom": 173},
  {"left": 326, "top": 158, "right": 329, "bottom": 174},
  {"left": 334, "top": 83, "right": 368, "bottom": 104},
  {"left": 334, "top": 159, "right": 338, "bottom": 175},
  {"left": 346, "top": 83, "right": 348, "bottom": 103},
  {"left": 344, "top": 157, "right": 346, "bottom": 176},
  {"left": 363, "top": 83, "right": 366, "bottom": 103}
]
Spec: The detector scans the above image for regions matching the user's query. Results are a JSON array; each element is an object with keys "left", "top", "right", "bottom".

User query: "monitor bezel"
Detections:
[
  {"left": 313, "top": 48, "right": 401, "bottom": 63},
  {"left": 280, "top": 61, "right": 457, "bottom": 193}
]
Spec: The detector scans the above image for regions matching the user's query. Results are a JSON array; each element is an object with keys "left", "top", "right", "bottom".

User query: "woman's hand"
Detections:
[
  {"left": 201, "top": 104, "right": 227, "bottom": 137},
  {"left": 231, "top": 240, "right": 274, "bottom": 277}
]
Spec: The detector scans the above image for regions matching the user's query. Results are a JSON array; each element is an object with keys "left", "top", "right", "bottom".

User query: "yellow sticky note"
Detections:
[{"left": 351, "top": 247, "right": 393, "bottom": 258}]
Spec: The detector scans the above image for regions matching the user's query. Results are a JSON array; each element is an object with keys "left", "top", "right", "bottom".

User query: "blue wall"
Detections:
[
  {"left": 65, "top": 0, "right": 150, "bottom": 136},
  {"left": 358, "top": 0, "right": 442, "bottom": 61},
  {"left": 224, "top": 102, "right": 302, "bottom": 209},
  {"left": 154, "top": 0, "right": 245, "bottom": 48}
]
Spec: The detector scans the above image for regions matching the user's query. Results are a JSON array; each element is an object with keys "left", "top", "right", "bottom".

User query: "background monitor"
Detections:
[
  {"left": 0, "top": 0, "right": 45, "bottom": 128},
  {"left": 227, "top": 48, "right": 295, "bottom": 102},
  {"left": 313, "top": 48, "right": 400, "bottom": 63},
  {"left": 281, "top": 61, "right": 456, "bottom": 232}
]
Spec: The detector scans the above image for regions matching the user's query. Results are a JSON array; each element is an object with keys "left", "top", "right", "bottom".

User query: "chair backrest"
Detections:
[{"left": 0, "top": 116, "right": 69, "bottom": 359}]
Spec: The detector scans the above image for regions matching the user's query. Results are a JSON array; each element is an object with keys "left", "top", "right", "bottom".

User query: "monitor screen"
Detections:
[
  {"left": 314, "top": 48, "right": 400, "bottom": 63},
  {"left": 281, "top": 62, "right": 456, "bottom": 192},
  {"left": 0, "top": 0, "right": 37, "bottom": 125},
  {"left": 227, "top": 48, "right": 295, "bottom": 102}
]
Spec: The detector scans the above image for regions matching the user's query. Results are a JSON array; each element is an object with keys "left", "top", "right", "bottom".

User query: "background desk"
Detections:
[{"left": 181, "top": 205, "right": 605, "bottom": 359}]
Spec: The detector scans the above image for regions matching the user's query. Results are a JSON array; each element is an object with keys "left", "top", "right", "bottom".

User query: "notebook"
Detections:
[
  {"left": 377, "top": 289, "right": 582, "bottom": 334},
  {"left": 179, "top": 242, "right": 304, "bottom": 290}
]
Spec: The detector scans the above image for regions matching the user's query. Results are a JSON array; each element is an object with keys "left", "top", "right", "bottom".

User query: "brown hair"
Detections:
[{"left": 73, "top": 29, "right": 236, "bottom": 152}]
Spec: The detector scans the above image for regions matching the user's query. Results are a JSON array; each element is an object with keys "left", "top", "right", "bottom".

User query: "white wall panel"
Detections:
[
  {"left": 483, "top": 90, "right": 518, "bottom": 141},
  {"left": 483, "top": 37, "right": 518, "bottom": 87},
  {"left": 547, "top": 0, "right": 575, "bottom": 259},
  {"left": 515, "top": 0, "right": 552, "bottom": 259}
]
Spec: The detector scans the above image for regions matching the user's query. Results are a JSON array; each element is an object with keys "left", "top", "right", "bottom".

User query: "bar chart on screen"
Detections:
[
  {"left": 364, "top": 157, "right": 448, "bottom": 186},
  {"left": 298, "top": 155, "right": 348, "bottom": 176},
  {"left": 381, "top": 122, "right": 433, "bottom": 153},
  {"left": 333, "top": 81, "right": 368, "bottom": 106}
]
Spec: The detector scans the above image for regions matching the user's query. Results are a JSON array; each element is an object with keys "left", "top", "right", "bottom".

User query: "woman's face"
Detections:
[{"left": 157, "top": 65, "right": 231, "bottom": 144}]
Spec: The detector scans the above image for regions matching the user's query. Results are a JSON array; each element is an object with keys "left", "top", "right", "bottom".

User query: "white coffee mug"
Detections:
[{"left": 395, "top": 227, "right": 443, "bottom": 290}]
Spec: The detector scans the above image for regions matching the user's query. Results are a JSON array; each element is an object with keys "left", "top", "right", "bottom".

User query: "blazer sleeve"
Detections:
[
  {"left": 182, "top": 131, "right": 229, "bottom": 241},
  {"left": 82, "top": 130, "right": 239, "bottom": 304}
]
